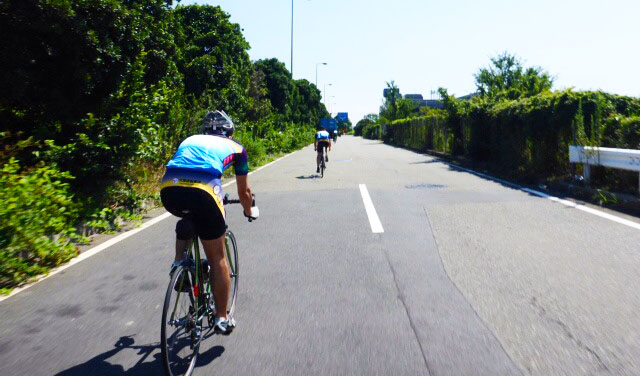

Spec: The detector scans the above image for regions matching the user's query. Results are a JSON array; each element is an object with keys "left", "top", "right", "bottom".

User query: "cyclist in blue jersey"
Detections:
[
  {"left": 314, "top": 126, "right": 331, "bottom": 173},
  {"left": 160, "top": 110, "right": 258, "bottom": 334}
]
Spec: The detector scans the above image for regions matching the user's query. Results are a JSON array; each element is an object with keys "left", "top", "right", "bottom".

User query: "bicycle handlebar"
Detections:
[
  {"left": 223, "top": 193, "right": 258, "bottom": 221},
  {"left": 223, "top": 193, "right": 255, "bottom": 206}
]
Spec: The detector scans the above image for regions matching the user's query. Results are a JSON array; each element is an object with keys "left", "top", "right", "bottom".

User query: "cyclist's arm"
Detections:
[
  {"left": 236, "top": 175, "right": 253, "bottom": 216},
  {"left": 328, "top": 139, "right": 332, "bottom": 151},
  {"left": 232, "top": 148, "right": 252, "bottom": 216}
]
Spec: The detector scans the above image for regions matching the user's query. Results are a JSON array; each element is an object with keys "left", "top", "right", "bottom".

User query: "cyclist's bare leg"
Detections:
[
  {"left": 316, "top": 151, "right": 322, "bottom": 168},
  {"left": 201, "top": 235, "right": 230, "bottom": 319}
]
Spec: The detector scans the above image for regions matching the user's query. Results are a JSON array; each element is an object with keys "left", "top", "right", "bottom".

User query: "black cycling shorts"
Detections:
[
  {"left": 160, "top": 186, "right": 226, "bottom": 240},
  {"left": 317, "top": 141, "right": 329, "bottom": 153}
]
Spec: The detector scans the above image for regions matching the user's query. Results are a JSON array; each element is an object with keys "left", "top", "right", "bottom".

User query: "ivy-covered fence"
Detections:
[{"left": 385, "top": 90, "right": 640, "bottom": 187}]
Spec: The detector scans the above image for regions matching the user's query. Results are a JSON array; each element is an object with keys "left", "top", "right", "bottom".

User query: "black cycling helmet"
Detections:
[{"left": 202, "top": 110, "right": 235, "bottom": 137}]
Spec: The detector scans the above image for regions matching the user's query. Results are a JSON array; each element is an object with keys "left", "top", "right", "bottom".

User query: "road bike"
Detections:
[
  {"left": 317, "top": 146, "right": 328, "bottom": 178},
  {"left": 320, "top": 155, "right": 326, "bottom": 178},
  {"left": 160, "top": 195, "right": 244, "bottom": 376}
]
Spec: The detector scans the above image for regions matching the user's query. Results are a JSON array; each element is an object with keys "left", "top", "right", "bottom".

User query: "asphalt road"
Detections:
[{"left": 1, "top": 136, "right": 639, "bottom": 375}]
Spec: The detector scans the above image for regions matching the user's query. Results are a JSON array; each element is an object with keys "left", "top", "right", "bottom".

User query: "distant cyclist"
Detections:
[
  {"left": 314, "top": 126, "right": 331, "bottom": 173},
  {"left": 160, "top": 110, "right": 258, "bottom": 334},
  {"left": 332, "top": 129, "right": 338, "bottom": 143}
]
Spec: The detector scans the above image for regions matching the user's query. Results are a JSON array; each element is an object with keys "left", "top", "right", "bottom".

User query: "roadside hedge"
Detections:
[
  {"left": 0, "top": 2, "right": 328, "bottom": 291},
  {"left": 385, "top": 90, "right": 640, "bottom": 188},
  {"left": 0, "top": 158, "right": 79, "bottom": 289}
]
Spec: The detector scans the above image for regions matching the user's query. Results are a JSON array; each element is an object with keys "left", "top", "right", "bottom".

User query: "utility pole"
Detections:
[
  {"left": 290, "top": 0, "right": 294, "bottom": 75},
  {"left": 315, "top": 62, "right": 327, "bottom": 87}
]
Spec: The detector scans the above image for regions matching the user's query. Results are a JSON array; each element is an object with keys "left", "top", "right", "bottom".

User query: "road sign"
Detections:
[
  {"left": 320, "top": 118, "right": 337, "bottom": 132},
  {"left": 336, "top": 112, "right": 349, "bottom": 123}
]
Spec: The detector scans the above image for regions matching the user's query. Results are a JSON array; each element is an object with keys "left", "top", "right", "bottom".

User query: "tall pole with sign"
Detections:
[{"left": 290, "top": 0, "right": 293, "bottom": 75}]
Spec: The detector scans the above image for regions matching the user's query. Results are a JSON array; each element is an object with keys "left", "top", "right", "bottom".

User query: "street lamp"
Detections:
[
  {"left": 290, "top": 0, "right": 293, "bottom": 74},
  {"left": 315, "top": 62, "right": 327, "bottom": 87},
  {"left": 323, "top": 83, "right": 332, "bottom": 105}
]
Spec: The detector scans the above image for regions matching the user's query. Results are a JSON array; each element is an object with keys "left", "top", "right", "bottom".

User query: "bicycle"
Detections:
[
  {"left": 317, "top": 146, "right": 328, "bottom": 178},
  {"left": 320, "top": 154, "right": 326, "bottom": 178},
  {"left": 160, "top": 194, "right": 249, "bottom": 376}
]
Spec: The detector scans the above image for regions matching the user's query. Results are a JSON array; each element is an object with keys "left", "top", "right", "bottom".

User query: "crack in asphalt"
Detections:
[
  {"left": 424, "top": 206, "right": 524, "bottom": 376},
  {"left": 530, "top": 297, "right": 610, "bottom": 373},
  {"left": 378, "top": 235, "right": 433, "bottom": 376}
]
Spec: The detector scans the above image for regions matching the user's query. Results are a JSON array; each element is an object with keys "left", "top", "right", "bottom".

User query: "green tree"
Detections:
[
  {"left": 379, "top": 81, "right": 401, "bottom": 121},
  {"left": 246, "top": 69, "right": 273, "bottom": 123},
  {"left": 174, "top": 4, "right": 252, "bottom": 113},
  {"left": 254, "top": 58, "right": 294, "bottom": 118},
  {"left": 354, "top": 114, "right": 379, "bottom": 136},
  {"left": 292, "top": 79, "right": 328, "bottom": 126},
  {"left": 474, "top": 52, "right": 553, "bottom": 100},
  {"left": 395, "top": 98, "right": 417, "bottom": 120},
  {"left": 437, "top": 88, "right": 465, "bottom": 155},
  {"left": 0, "top": 0, "right": 146, "bottom": 139}
]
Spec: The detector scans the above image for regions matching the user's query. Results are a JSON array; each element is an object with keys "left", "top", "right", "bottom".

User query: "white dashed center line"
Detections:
[{"left": 359, "top": 184, "right": 384, "bottom": 233}]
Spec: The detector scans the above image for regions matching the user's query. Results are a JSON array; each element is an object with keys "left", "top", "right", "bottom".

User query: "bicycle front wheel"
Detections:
[
  {"left": 225, "top": 231, "right": 239, "bottom": 317},
  {"left": 161, "top": 265, "right": 201, "bottom": 376}
]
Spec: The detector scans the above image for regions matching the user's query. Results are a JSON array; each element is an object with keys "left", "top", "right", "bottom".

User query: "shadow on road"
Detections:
[
  {"left": 296, "top": 174, "right": 322, "bottom": 180},
  {"left": 410, "top": 159, "right": 442, "bottom": 164},
  {"left": 54, "top": 335, "right": 224, "bottom": 376}
]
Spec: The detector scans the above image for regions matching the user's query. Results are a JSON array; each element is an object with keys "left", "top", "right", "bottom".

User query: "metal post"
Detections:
[
  {"left": 323, "top": 83, "right": 331, "bottom": 106},
  {"left": 583, "top": 163, "right": 591, "bottom": 185},
  {"left": 290, "top": 0, "right": 293, "bottom": 75},
  {"left": 315, "top": 62, "right": 326, "bottom": 87}
]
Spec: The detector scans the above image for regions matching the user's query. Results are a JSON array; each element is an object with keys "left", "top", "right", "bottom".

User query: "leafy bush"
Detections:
[
  {"left": 362, "top": 123, "right": 382, "bottom": 139},
  {"left": 385, "top": 90, "right": 640, "bottom": 190},
  {"left": 0, "top": 159, "right": 79, "bottom": 289},
  {"left": 603, "top": 116, "right": 640, "bottom": 149},
  {"left": 0, "top": 2, "right": 326, "bottom": 290}
]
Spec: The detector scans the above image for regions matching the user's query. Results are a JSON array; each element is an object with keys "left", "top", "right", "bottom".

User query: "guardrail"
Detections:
[{"left": 569, "top": 145, "right": 640, "bottom": 194}]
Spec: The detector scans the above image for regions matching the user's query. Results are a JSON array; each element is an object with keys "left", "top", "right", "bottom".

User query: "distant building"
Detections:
[
  {"left": 422, "top": 99, "right": 444, "bottom": 109},
  {"left": 456, "top": 93, "right": 479, "bottom": 101},
  {"left": 404, "top": 94, "right": 424, "bottom": 106},
  {"left": 383, "top": 88, "right": 401, "bottom": 99},
  {"left": 382, "top": 87, "right": 477, "bottom": 111}
]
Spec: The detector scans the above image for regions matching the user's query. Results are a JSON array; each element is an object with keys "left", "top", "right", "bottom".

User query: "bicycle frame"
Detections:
[{"left": 171, "top": 231, "right": 235, "bottom": 329}]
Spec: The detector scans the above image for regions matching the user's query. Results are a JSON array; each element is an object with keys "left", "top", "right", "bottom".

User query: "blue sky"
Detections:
[{"left": 179, "top": 0, "right": 640, "bottom": 123}]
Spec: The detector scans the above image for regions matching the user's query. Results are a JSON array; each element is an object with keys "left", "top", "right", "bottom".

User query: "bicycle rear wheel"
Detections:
[
  {"left": 161, "top": 265, "right": 201, "bottom": 376},
  {"left": 320, "top": 160, "right": 325, "bottom": 178}
]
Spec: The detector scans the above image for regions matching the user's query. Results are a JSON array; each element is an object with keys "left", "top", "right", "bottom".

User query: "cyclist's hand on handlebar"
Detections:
[{"left": 244, "top": 206, "right": 259, "bottom": 222}]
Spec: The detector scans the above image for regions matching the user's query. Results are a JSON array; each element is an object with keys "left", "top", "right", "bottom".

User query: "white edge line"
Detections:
[
  {"left": 0, "top": 212, "right": 173, "bottom": 302},
  {"left": 521, "top": 188, "right": 640, "bottom": 230},
  {"left": 447, "top": 162, "right": 640, "bottom": 231},
  {"left": 359, "top": 184, "right": 384, "bottom": 233},
  {"left": 1, "top": 146, "right": 304, "bottom": 302}
]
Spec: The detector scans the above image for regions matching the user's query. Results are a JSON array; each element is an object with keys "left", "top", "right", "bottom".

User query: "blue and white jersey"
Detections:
[
  {"left": 166, "top": 135, "right": 249, "bottom": 177},
  {"left": 315, "top": 130, "right": 330, "bottom": 142}
]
